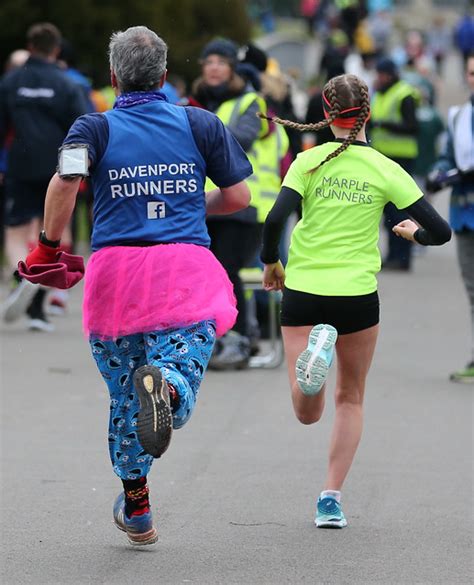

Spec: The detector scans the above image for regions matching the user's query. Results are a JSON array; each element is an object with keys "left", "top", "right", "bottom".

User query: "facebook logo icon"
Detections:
[{"left": 147, "top": 201, "right": 166, "bottom": 219}]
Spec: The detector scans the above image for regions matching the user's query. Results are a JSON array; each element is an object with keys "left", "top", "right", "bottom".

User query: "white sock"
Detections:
[{"left": 320, "top": 490, "right": 341, "bottom": 503}]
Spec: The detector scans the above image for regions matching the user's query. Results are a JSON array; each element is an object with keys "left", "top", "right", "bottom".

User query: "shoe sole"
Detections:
[
  {"left": 126, "top": 527, "right": 158, "bottom": 546},
  {"left": 2, "top": 282, "right": 38, "bottom": 323},
  {"left": 134, "top": 365, "right": 173, "bottom": 458},
  {"left": 315, "top": 517, "right": 347, "bottom": 529},
  {"left": 296, "top": 324, "right": 337, "bottom": 396},
  {"left": 114, "top": 511, "right": 158, "bottom": 545}
]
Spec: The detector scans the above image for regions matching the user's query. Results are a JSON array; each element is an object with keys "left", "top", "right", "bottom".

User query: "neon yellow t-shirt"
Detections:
[{"left": 282, "top": 142, "right": 423, "bottom": 295}]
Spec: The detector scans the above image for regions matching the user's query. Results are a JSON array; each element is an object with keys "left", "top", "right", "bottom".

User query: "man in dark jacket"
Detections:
[{"left": 0, "top": 22, "right": 88, "bottom": 330}]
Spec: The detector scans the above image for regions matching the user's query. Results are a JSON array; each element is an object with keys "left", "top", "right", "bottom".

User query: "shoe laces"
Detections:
[{"left": 318, "top": 497, "right": 341, "bottom": 515}]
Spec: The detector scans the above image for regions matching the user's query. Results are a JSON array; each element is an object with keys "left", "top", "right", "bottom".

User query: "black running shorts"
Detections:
[{"left": 280, "top": 287, "right": 380, "bottom": 335}]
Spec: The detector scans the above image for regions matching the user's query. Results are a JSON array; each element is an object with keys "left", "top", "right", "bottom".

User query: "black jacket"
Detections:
[{"left": 0, "top": 56, "right": 89, "bottom": 181}]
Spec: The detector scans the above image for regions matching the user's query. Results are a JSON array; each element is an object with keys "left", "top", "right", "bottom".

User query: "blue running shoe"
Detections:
[
  {"left": 315, "top": 496, "right": 347, "bottom": 528},
  {"left": 296, "top": 324, "right": 337, "bottom": 395},
  {"left": 113, "top": 492, "right": 158, "bottom": 545}
]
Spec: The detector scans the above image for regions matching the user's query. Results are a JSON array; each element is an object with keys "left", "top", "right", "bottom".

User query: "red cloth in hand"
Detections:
[{"left": 18, "top": 248, "right": 85, "bottom": 290}]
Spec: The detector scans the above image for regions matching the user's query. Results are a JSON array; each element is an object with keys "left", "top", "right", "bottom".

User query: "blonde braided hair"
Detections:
[{"left": 258, "top": 74, "right": 370, "bottom": 174}]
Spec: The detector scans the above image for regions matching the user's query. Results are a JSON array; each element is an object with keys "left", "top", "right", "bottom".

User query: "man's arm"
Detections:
[
  {"left": 205, "top": 181, "right": 250, "bottom": 215},
  {"left": 43, "top": 114, "right": 102, "bottom": 240},
  {"left": 43, "top": 174, "right": 82, "bottom": 241}
]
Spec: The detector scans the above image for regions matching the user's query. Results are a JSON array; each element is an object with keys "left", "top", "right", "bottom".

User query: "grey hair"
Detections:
[{"left": 109, "top": 26, "right": 167, "bottom": 93}]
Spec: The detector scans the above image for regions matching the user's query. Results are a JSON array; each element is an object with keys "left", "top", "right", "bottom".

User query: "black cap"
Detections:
[{"left": 375, "top": 57, "right": 398, "bottom": 76}]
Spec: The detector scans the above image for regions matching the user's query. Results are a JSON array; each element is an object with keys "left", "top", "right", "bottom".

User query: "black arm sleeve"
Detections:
[
  {"left": 260, "top": 187, "right": 302, "bottom": 264},
  {"left": 404, "top": 197, "right": 452, "bottom": 245},
  {"left": 380, "top": 95, "right": 418, "bottom": 135}
]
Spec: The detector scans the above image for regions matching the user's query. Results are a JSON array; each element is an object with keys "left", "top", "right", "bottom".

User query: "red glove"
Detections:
[{"left": 25, "top": 241, "right": 60, "bottom": 267}]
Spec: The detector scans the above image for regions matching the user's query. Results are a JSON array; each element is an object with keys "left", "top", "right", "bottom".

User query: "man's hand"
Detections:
[
  {"left": 262, "top": 260, "right": 285, "bottom": 291},
  {"left": 25, "top": 241, "right": 59, "bottom": 267},
  {"left": 392, "top": 219, "right": 419, "bottom": 242}
]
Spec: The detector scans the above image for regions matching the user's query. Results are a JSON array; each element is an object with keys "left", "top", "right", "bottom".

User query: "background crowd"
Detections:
[{"left": 1, "top": 0, "right": 473, "bottom": 383}]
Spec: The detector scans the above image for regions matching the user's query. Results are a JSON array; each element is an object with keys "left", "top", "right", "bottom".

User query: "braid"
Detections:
[
  {"left": 256, "top": 81, "right": 341, "bottom": 133},
  {"left": 257, "top": 112, "right": 321, "bottom": 132},
  {"left": 325, "top": 80, "right": 341, "bottom": 125},
  {"left": 307, "top": 75, "right": 370, "bottom": 174}
]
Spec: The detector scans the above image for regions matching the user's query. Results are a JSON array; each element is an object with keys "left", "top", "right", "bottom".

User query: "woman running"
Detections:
[{"left": 260, "top": 74, "right": 451, "bottom": 528}]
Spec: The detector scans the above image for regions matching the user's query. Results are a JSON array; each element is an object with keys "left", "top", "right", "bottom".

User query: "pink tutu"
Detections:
[{"left": 83, "top": 244, "right": 237, "bottom": 339}]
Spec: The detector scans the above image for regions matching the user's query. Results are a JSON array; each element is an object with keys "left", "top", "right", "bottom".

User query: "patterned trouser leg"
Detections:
[
  {"left": 89, "top": 320, "right": 216, "bottom": 479},
  {"left": 144, "top": 320, "right": 216, "bottom": 429},
  {"left": 90, "top": 334, "right": 152, "bottom": 480}
]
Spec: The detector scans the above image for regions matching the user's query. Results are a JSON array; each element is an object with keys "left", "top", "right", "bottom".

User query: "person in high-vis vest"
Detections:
[
  {"left": 19, "top": 26, "right": 252, "bottom": 546},
  {"left": 427, "top": 52, "right": 474, "bottom": 383},
  {"left": 191, "top": 38, "right": 269, "bottom": 369},
  {"left": 247, "top": 118, "right": 290, "bottom": 226},
  {"left": 259, "top": 73, "right": 451, "bottom": 528},
  {"left": 371, "top": 57, "right": 419, "bottom": 271}
]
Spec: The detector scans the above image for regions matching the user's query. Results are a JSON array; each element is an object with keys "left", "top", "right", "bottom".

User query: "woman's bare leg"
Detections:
[
  {"left": 323, "top": 324, "right": 379, "bottom": 490},
  {"left": 281, "top": 325, "right": 327, "bottom": 425}
]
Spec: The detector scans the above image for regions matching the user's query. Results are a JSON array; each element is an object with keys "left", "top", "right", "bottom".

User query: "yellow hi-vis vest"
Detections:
[
  {"left": 371, "top": 80, "right": 419, "bottom": 159},
  {"left": 205, "top": 92, "right": 289, "bottom": 221},
  {"left": 205, "top": 92, "right": 268, "bottom": 206},
  {"left": 246, "top": 124, "right": 289, "bottom": 222}
]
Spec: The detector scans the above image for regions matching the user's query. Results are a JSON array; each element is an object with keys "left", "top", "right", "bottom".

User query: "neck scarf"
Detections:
[{"left": 114, "top": 90, "right": 168, "bottom": 109}]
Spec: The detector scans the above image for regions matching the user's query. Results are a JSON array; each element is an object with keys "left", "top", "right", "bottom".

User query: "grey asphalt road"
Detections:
[{"left": 1, "top": 192, "right": 472, "bottom": 585}]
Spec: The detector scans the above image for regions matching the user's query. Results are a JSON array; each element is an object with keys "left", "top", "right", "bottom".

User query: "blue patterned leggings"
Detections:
[{"left": 90, "top": 320, "right": 216, "bottom": 480}]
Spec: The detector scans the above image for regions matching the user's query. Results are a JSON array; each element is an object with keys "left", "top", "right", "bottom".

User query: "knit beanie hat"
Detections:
[{"left": 201, "top": 38, "right": 238, "bottom": 66}]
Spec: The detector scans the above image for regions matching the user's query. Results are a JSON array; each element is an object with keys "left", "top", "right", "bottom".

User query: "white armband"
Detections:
[{"left": 58, "top": 144, "right": 89, "bottom": 179}]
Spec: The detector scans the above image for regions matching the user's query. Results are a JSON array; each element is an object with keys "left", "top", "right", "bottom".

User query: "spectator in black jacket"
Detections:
[{"left": 0, "top": 22, "right": 88, "bottom": 331}]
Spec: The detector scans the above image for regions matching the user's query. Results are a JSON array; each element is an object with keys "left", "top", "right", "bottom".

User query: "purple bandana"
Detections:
[{"left": 114, "top": 90, "right": 168, "bottom": 109}]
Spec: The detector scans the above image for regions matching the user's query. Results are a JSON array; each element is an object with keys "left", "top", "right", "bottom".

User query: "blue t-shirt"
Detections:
[{"left": 63, "top": 101, "right": 252, "bottom": 249}]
